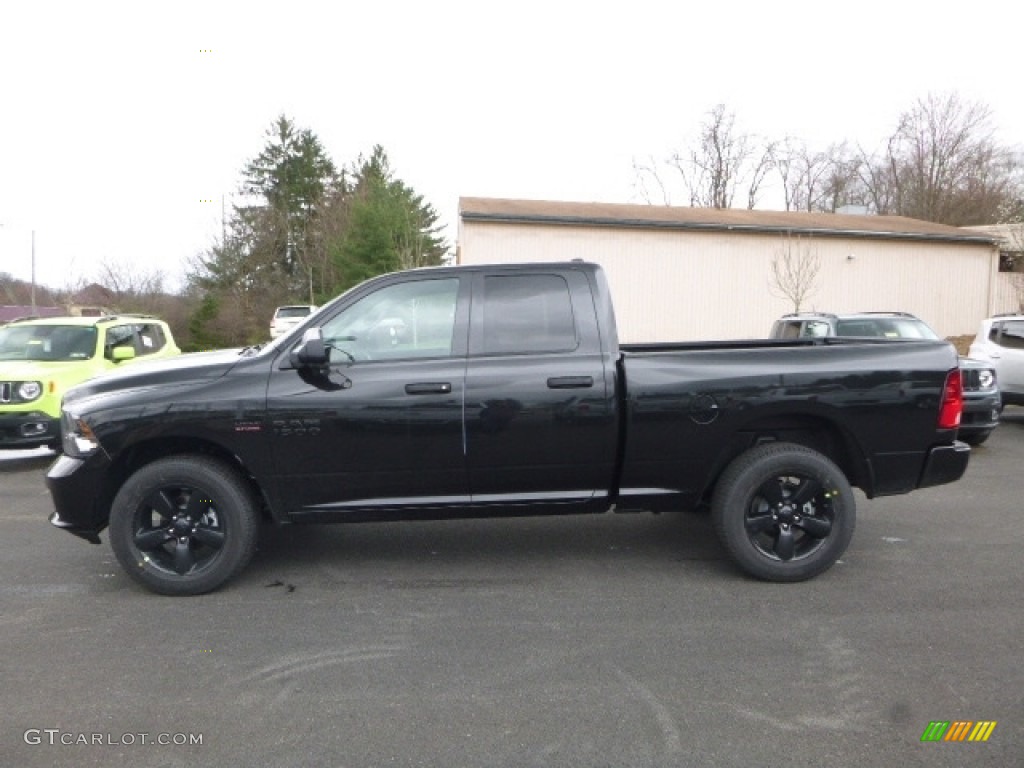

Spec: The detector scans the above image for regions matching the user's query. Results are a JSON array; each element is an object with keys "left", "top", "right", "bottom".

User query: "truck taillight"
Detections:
[{"left": 938, "top": 369, "right": 963, "bottom": 429}]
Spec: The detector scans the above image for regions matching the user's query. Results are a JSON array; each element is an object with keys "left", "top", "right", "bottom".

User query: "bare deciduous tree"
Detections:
[
  {"left": 631, "top": 155, "right": 672, "bottom": 205},
  {"left": 770, "top": 140, "right": 864, "bottom": 212},
  {"left": 667, "top": 104, "right": 767, "bottom": 209},
  {"left": 769, "top": 234, "right": 821, "bottom": 312},
  {"left": 632, "top": 92, "right": 1022, "bottom": 223},
  {"left": 857, "top": 93, "right": 1020, "bottom": 225},
  {"left": 817, "top": 143, "right": 866, "bottom": 213},
  {"left": 745, "top": 143, "right": 775, "bottom": 210},
  {"left": 95, "top": 257, "right": 165, "bottom": 303}
]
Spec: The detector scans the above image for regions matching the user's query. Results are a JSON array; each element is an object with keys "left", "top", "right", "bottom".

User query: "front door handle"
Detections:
[
  {"left": 547, "top": 376, "right": 594, "bottom": 389},
  {"left": 405, "top": 382, "right": 452, "bottom": 395}
]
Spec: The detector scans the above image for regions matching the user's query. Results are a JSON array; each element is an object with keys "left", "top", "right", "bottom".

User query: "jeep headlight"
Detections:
[
  {"left": 978, "top": 369, "right": 995, "bottom": 390},
  {"left": 61, "top": 409, "right": 100, "bottom": 458},
  {"left": 17, "top": 381, "right": 43, "bottom": 402}
]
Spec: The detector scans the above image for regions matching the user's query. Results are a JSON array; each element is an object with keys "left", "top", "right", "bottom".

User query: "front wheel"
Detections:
[
  {"left": 712, "top": 442, "right": 855, "bottom": 582},
  {"left": 109, "top": 456, "right": 259, "bottom": 595}
]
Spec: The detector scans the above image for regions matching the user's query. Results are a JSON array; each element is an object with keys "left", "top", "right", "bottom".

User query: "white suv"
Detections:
[
  {"left": 269, "top": 305, "right": 317, "bottom": 339},
  {"left": 969, "top": 314, "right": 1024, "bottom": 406}
]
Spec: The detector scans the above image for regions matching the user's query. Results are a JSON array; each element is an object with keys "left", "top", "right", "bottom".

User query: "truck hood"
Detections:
[
  {"left": 63, "top": 348, "right": 247, "bottom": 406},
  {"left": 958, "top": 356, "right": 992, "bottom": 371}
]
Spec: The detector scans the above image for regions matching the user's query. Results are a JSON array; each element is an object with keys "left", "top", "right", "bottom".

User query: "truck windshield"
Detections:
[{"left": 0, "top": 325, "right": 98, "bottom": 361}]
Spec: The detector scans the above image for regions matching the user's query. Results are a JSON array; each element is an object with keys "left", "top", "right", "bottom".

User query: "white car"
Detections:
[
  {"left": 969, "top": 314, "right": 1024, "bottom": 406},
  {"left": 269, "top": 305, "right": 317, "bottom": 339}
]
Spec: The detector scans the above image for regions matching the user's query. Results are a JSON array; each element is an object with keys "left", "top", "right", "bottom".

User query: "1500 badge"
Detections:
[{"left": 271, "top": 418, "right": 322, "bottom": 437}]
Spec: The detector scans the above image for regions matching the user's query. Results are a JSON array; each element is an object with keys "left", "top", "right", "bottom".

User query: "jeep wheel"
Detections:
[
  {"left": 109, "top": 456, "right": 258, "bottom": 595},
  {"left": 712, "top": 442, "right": 855, "bottom": 582}
]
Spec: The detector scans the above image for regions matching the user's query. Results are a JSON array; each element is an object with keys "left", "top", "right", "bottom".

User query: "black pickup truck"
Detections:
[{"left": 47, "top": 262, "right": 970, "bottom": 595}]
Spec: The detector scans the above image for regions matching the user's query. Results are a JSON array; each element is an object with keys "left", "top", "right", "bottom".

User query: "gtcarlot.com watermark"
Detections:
[{"left": 24, "top": 729, "right": 202, "bottom": 747}]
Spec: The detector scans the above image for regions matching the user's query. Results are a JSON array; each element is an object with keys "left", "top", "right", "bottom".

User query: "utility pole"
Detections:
[{"left": 31, "top": 229, "right": 36, "bottom": 313}]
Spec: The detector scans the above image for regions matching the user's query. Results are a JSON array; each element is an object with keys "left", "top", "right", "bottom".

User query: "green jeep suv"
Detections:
[{"left": 0, "top": 314, "right": 180, "bottom": 450}]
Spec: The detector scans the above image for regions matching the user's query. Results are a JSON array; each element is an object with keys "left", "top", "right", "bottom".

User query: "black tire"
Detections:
[
  {"left": 711, "top": 442, "right": 855, "bottom": 582},
  {"left": 109, "top": 456, "right": 259, "bottom": 595},
  {"left": 961, "top": 431, "right": 990, "bottom": 446}
]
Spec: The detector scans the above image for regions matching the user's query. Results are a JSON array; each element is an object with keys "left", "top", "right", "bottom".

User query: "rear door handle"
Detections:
[
  {"left": 405, "top": 382, "right": 452, "bottom": 395},
  {"left": 547, "top": 376, "right": 594, "bottom": 389}
]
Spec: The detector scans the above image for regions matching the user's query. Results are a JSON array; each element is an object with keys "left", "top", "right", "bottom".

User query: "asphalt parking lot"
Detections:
[{"left": 2, "top": 411, "right": 1022, "bottom": 768}]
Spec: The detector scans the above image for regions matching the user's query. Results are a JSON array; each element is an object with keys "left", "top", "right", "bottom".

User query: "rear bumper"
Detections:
[{"left": 917, "top": 441, "right": 971, "bottom": 489}]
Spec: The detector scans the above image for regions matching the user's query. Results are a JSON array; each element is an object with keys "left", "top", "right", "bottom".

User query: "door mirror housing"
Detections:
[
  {"left": 111, "top": 346, "right": 136, "bottom": 362},
  {"left": 289, "top": 328, "right": 329, "bottom": 368}
]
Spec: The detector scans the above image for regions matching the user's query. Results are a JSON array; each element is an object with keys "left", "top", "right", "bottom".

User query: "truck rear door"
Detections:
[{"left": 464, "top": 267, "right": 618, "bottom": 507}]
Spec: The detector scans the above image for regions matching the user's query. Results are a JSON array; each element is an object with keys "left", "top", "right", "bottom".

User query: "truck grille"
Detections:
[
  {"left": 0, "top": 382, "right": 10, "bottom": 403},
  {"left": 961, "top": 370, "right": 982, "bottom": 391}
]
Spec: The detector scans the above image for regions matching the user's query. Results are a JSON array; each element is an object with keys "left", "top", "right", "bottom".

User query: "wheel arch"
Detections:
[
  {"left": 101, "top": 437, "right": 277, "bottom": 527},
  {"left": 701, "top": 412, "right": 870, "bottom": 506}
]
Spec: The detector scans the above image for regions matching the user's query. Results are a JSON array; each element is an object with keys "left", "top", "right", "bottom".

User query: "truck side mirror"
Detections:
[{"left": 289, "top": 328, "right": 329, "bottom": 368}]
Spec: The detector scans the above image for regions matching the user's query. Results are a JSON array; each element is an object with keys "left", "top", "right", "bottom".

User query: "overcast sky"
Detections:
[{"left": 1, "top": 0, "right": 1021, "bottom": 294}]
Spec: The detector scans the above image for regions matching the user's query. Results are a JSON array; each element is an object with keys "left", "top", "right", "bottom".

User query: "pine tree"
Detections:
[
  {"left": 327, "top": 145, "right": 447, "bottom": 293},
  {"left": 241, "top": 115, "right": 338, "bottom": 289}
]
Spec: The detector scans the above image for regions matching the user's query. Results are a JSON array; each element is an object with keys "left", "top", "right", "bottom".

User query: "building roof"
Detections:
[
  {"left": 0, "top": 305, "right": 65, "bottom": 323},
  {"left": 459, "top": 197, "right": 998, "bottom": 246},
  {"left": 964, "top": 223, "right": 1024, "bottom": 249}
]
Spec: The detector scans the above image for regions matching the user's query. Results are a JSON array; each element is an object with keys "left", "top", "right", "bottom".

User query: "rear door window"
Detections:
[
  {"left": 135, "top": 324, "right": 167, "bottom": 355},
  {"left": 479, "top": 274, "right": 577, "bottom": 355},
  {"left": 997, "top": 320, "right": 1024, "bottom": 349}
]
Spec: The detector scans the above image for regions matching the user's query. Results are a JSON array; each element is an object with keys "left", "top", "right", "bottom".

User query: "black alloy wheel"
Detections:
[
  {"left": 109, "top": 456, "right": 258, "bottom": 595},
  {"left": 712, "top": 442, "right": 856, "bottom": 582}
]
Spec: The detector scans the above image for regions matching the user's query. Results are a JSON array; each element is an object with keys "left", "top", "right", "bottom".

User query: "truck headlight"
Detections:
[
  {"left": 61, "top": 410, "right": 100, "bottom": 458},
  {"left": 17, "top": 381, "right": 43, "bottom": 402},
  {"left": 978, "top": 370, "right": 995, "bottom": 389}
]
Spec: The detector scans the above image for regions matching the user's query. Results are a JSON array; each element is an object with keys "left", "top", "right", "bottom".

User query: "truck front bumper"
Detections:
[
  {"left": 46, "top": 452, "right": 112, "bottom": 543},
  {"left": 917, "top": 440, "right": 971, "bottom": 489},
  {"left": 0, "top": 411, "right": 60, "bottom": 449},
  {"left": 959, "top": 390, "right": 1002, "bottom": 436}
]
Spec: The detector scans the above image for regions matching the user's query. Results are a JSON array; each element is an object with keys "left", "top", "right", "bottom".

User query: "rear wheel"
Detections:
[
  {"left": 109, "top": 456, "right": 258, "bottom": 595},
  {"left": 712, "top": 442, "right": 855, "bottom": 582}
]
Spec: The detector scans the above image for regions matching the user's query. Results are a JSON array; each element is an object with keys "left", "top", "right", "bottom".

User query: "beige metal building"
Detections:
[
  {"left": 964, "top": 223, "right": 1024, "bottom": 314},
  {"left": 457, "top": 197, "right": 1001, "bottom": 342}
]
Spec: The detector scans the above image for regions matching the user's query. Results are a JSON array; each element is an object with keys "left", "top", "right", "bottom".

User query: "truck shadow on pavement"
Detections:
[{"left": 247, "top": 510, "right": 730, "bottom": 586}]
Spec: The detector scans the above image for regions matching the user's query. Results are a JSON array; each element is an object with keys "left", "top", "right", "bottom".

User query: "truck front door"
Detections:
[{"left": 268, "top": 275, "right": 470, "bottom": 515}]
